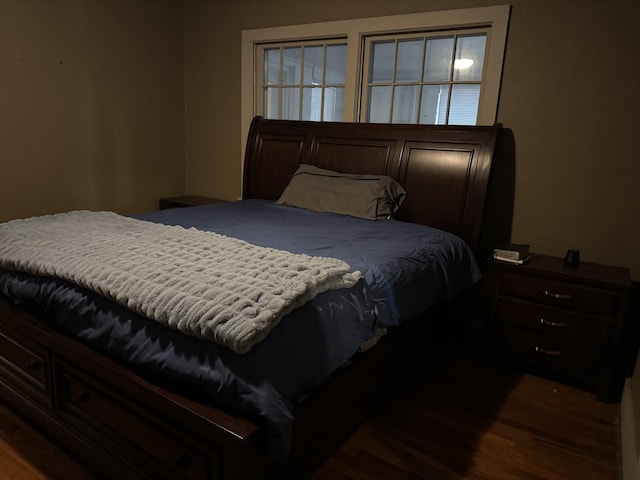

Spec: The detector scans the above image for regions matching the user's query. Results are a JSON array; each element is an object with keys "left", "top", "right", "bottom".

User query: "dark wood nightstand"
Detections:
[
  {"left": 158, "top": 195, "right": 227, "bottom": 210},
  {"left": 488, "top": 253, "right": 631, "bottom": 402}
]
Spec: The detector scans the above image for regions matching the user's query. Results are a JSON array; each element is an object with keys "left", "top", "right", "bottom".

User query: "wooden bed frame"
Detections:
[{"left": 0, "top": 117, "right": 502, "bottom": 479}]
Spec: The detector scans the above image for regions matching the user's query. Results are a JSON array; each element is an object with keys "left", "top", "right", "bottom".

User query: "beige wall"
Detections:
[
  {"left": 0, "top": 0, "right": 185, "bottom": 221},
  {"left": 185, "top": 0, "right": 640, "bottom": 280},
  {"left": 1, "top": 0, "right": 638, "bottom": 279}
]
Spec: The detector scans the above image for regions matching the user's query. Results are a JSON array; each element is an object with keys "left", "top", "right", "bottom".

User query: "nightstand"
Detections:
[
  {"left": 158, "top": 195, "right": 227, "bottom": 210},
  {"left": 488, "top": 253, "right": 631, "bottom": 402}
]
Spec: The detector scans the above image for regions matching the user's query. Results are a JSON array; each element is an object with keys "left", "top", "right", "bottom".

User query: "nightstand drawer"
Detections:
[
  {"left": 496, "top": 297, "right": 609, "bottom": 343},
  {"left": 500, "top": 271, "right": 617, "bottom": 315},
  {"left": 498, "top": 324, "right": 601, "bottom": 376}
]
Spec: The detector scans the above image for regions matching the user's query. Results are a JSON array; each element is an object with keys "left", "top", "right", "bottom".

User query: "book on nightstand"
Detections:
[
  {"left": 493, "top": 243, "right": 530, "bottom": 263},
  {"left": 493, "top": 253, "right": 531, "bottom": 265}
]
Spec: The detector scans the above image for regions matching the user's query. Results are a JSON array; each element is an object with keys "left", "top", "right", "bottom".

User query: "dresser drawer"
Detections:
[
  {"left": 58, "top": 365, "right": 214, "bottom": 480},
  {"left": 0, "top": 327, "right": 49, "bottom": 400},
  {"left": 500, "top": 271, "right": 617, "bottom": 315},
  {"left": 496, "top": 297, "right": 609, "bottom": 343},
  {"left": 498, "top": 324, "right": 601, "bottom": 377}
]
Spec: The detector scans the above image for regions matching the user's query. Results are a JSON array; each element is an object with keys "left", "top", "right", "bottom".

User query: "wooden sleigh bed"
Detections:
[{"left": 0, "top": 116, "right": 502, "bottom": 479}]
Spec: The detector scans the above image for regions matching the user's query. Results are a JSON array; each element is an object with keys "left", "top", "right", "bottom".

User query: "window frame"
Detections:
[{"left": 241, "top": 5, "right": 510, "bottom": 164}]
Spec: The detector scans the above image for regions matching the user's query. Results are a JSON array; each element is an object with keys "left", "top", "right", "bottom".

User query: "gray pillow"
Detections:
[{"left": 276, "top": 164, "right": 406, "bottom": 220}]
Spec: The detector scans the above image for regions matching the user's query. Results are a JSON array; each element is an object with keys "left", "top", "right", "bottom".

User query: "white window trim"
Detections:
[{"left": 240, "top": 5, "right": 510, "bottom": 175}]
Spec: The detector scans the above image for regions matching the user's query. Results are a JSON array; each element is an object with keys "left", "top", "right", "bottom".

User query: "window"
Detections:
[
  {"left": 260, "top": 42, "right": 347, "bottom": 121},
  {"left": 363, "top": 31, "right": 487, "bottom": 125},
  {"left": 242, "top": 6, "right": 510, "bottom": 151}
]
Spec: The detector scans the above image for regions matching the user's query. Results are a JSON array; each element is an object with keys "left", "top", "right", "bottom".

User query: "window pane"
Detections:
[
  {"left": 323, "top": 87, "right": 344, "bottom": 121},
  {"left": 263, "top": 87, "right": 280, "bottom": 119},
  {"left": 453, "top": 34, "right": 486, "bottom": 81},
  {"left": 448, "top": 84, "right": 480, "bottom": 125},
  {"left": 419, "top": 84, "right": 449, "bottom": 125},
  {"left": 365, "top": 31, "right": 487, "bottom": 125},
  {"left": 368, "top": 85, "right": 392, "bottom": 122},
  {"left": 392, "top": 85, "right": 419, "bottom": 123},
  {"left": 325, "top": 44, "right": 347, "bottom": 84},
  {"left": 260, "top": 42, "right": 346, "bottom": 122},
  {"left": 371, "top": 41, "right": 394, "bottom": 83},
  {"left": 282, "top": 87, "right": 300, "bottom": 119},
  {"left": 265, "top": 49, "right": 281, "bottom": 85},
  {"left": 282, "top": 47, "right": 302, "bottom": 84},
  {"left": 396, "top": 39, "right": 423, "bottom": 82},
  {"left": 302, "top": 87, "right": 322, "bottom": 120},
  {"left": 424, "top": 37, "right": 454, "bottom": 82},
  {"left": 302, "top": 46, "right": 324, "bottom": 85}
]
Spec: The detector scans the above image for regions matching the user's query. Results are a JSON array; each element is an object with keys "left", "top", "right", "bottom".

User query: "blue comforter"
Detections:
[{"left": 0, "top": 200, "right": 481, "bottom": 456}]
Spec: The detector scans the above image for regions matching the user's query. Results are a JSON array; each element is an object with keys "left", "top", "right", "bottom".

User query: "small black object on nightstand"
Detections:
[{"left": 564, "top": 249, "right": 580, "bottom": 267}]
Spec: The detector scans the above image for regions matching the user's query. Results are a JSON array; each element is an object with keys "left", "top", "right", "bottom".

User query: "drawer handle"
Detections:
[
  {"left": 538, "top": 318, "right": 566, "bottom": 329},
  {"left": 530, "top": 344, "right": 561, "bottom": 356},
  {"left": 541, "top": 289, "right": 572, "bottom": 300}
]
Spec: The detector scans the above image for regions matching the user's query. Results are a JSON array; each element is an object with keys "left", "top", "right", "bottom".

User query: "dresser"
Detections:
[{"left": 488, "top": 253, "right": 631, "bottom": 402}]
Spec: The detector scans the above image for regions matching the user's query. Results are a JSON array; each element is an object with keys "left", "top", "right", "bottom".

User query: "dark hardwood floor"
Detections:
[
  {"left": 0, "top": 352, "right": 620, "bottom": 480},
  {"left": 314, "top": 353, "right": 620, "bottom": 480}
]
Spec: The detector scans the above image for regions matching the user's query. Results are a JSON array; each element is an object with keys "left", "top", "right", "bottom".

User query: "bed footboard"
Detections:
[{"left": 0, "top": 299, "right": 267, "bottom": 480}]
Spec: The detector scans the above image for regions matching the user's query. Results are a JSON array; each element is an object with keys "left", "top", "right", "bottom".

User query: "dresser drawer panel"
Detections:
[
  {"left": 59, "top": 367, "right": 213, "bottom": 480},
  {"left": 500, "top": 271, "right": 617, "bottom": 315},
  {"left": 498, "top": 324, "right": 600, "bottom": 376},
  {"left": 496, "top": 297, "right": 609, "bottom": 343},
  {"left": 0, "top": 329, "right": 48, "bottom": 394}
]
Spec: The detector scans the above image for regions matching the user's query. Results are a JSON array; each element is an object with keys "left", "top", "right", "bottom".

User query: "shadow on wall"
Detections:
[{"left": 480, "top": 127, "right": 516, "bottom": 264}]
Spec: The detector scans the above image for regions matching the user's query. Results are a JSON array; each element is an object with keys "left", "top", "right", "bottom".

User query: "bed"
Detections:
[{"left": 0, "top": 116, "right": 502, "bottom": 479}]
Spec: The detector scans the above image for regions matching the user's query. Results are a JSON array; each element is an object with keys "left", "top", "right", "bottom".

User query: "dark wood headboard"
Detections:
[{"left": 242, "top": 116, "right": 502, "bottom": 254}]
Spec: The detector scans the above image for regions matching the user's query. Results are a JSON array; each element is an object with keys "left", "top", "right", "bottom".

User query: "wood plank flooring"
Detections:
[
  {"left": 314, "top": 353, "right": 620, "bottom": 480},
  {"left": 0, "top": 353, "right": 620, "bottom": 480},
  {"left": 0, "top": 403, "right": 94, "bottom": 479}
]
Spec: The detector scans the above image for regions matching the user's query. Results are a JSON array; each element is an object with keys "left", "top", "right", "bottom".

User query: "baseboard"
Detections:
[{"left": 621, "top": 378, "right": 640, "bottom": 480}]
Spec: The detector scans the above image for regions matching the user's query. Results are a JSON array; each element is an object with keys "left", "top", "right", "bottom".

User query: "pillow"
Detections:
[{"left": 276, "top": 164, "right": 406, "bottom": 220}]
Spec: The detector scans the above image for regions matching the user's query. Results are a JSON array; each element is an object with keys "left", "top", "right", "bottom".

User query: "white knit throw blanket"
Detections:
[{"left": 0, "top": 211, "right": 361, "bottom": 354}]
